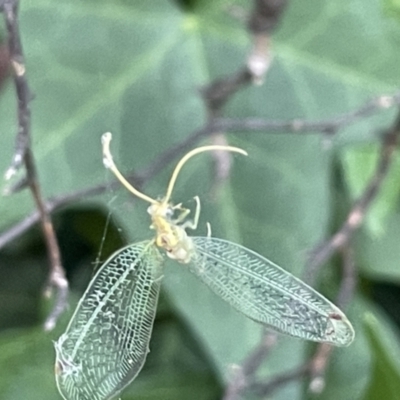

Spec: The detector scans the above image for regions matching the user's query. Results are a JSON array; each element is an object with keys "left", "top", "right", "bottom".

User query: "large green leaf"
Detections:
[{"left": 1, "top": 0, "right": 400, "bottom": 399}]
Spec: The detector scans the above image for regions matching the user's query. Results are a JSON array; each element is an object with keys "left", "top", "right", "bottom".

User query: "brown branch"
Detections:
[
  {"left": 306, "top": 110, "right": 400, "bottom": 284},
  {"left": 202, "top": 68, "right": 252, "bottom": 114},
  {"left": 0, "top": 43, "right": 10, "bottom": 90},
  {"left": 335, "top": 245, "right": 357, "bottom": 310},
  {"left": 248, "top": 0, "right": 288, "bottom": 34},
  {"left": 201, "top": 68, "right": 252, "bottom": 195},
  {"left": 247, "top": 0, "right": 288, "bottom": 83},
  {"left": 1, "top": 92, "right": 400, "bottom": 251},
  {"left": 203, "top": 0, "right": 289, "bottom": 114},
  {"left": 2, "top": 0, "right": 29, "bottom": 180},
  {"left": 307, "top": 343, "right": 333, "bottom": 394},
  {"left": 307, "top": 246, "right": 356, "bottom": 393},
  {"left": 249, "top": 342, "right": 333, "bottom": 398},
  {"left": 213, "top": 92, "right": 400, "bottom": 134},
  {"left": 222, "top": 332, "right": 277, "bottom": 400},
  {"left": 252, "top": 363, "right": 310, "bottom": 397},
  {"left": 203, "top": 0, "right": 287, "bottom": 194},
  {"left": 1, "top": 0, "right": 68, "bottom": 331},
  {"left": 241, "top": 342, "right": 332, "bottom": 398}
]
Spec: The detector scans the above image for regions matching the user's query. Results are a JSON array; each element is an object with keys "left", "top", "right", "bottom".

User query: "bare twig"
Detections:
[
  {"left": 223, "top": 332, "right": 277, "bottom": 400},
  {"left": 1, "top": 0, "right": 68, "bottom": 331},
  {"left": 1, "top": 93, "right": 400, "bottom": 251},
  {"left": 306, "top": 110, "right": 400, "bottom": 283},
  {"left": 201, "top": 68, "right": 252, "bottom": 194},
  {"left": 0, "top": 43, "right": 10, "bottom": 90},
  {"left": 335, "top": 245, "right": 357, "bottom": 310},
  {"left": 252, "top": 363, "right": 310, "bottom": 397},
  {"left": 248, "top": 0, "right": 288, "bottom": 34},
  {"left": 249, "top": 342, "right": 333, "bottom": 398},
  {"left": 3, "top": 0, "right": 29, "bottom": 180},
  {"left": 247, "top": 0, "right": 288, "bottom": 83},
  {"left": 308, "top": 245, "right": 357, "bottom": 394},
  {"left": 202, "top": 68, "right": 252, "bottom": 114},
  {"left": 308, "top": 343, "right": 333, "bottom": 394},
  {"left": 213, "top": 92, "right": 400, "bottom": 134},
  {"left": 203, "top": 0, "right": 288, "bottom": 194}
]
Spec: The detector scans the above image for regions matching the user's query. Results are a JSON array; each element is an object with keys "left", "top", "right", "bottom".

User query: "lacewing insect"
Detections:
[{"left": 54, "top": 133, "right": 354, "bottom": 400}]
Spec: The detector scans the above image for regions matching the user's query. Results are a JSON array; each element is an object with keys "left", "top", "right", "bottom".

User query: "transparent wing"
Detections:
[
  {"left": 189, "top": 237, "right": 354, "bottom": 347},
  {"left": 54, "top": 240, "right": 163, "bottom": 400}
]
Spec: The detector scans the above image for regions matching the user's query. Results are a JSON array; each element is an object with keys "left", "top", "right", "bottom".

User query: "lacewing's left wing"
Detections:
[
  {"left": 54, "top": 240, "right": 163, "bottom": 400},
  {"left": 189, "top": 237, "right": 354, "bottom": 347}
]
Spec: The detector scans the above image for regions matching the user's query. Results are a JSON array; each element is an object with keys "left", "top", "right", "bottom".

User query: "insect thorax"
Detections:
[{"left": 147, "top": 202, "right": 195, "bottom": 264}]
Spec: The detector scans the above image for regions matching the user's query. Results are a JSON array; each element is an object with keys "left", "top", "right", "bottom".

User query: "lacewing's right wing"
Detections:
[{"left": 189, "top": 237, "right": 354, "bottom": 347}]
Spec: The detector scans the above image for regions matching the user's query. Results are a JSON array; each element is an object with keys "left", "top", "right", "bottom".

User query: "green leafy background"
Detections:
[{"left": 1, "top": 0, "right": 400, "bottom": 399}]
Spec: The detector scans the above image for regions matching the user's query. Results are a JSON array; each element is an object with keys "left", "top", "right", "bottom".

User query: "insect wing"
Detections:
[
  {"left": 54, "top": 240, "right": 163, "bottom": 400},
  {"left": 189, "top": 237, "right": 354, "bottom": 346}
]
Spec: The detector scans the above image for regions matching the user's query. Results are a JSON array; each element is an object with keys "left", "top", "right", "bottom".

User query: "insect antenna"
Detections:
[
  {"left": 162, "top": 145, "right": 247, "bottom": 205},
  {"left": 102, "top": 132, "right": 157, "bottom": 205},
  {"left": 102, "top": 132, "right": 247, "bottom": 207}
]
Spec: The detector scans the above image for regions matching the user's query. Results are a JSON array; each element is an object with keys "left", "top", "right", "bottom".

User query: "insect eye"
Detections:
[
  {"left": 147, "top": 205, "right": 155, "bottom": 215},
  {"left": 165, "top": 208, "right": 173, "bottom": 218}
]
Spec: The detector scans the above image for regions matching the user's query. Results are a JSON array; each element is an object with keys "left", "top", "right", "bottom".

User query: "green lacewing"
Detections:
[{"left": 54, "top": 133, "right": 354, "bottom": 400}]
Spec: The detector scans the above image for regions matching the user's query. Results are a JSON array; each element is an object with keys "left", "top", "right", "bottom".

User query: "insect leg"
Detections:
[{"left": 180, "top": 196, "right": 201, "bottom": 230}]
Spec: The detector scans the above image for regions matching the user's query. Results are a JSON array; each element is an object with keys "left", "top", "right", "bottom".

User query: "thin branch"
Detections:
[
  {"left": 3, "top": 0, "right": 29, "bottom": 180},
  {"left": 335, "top": 245, "right": 357, "bottom": 310},
  {"left": 204, "top": 0, "right": 288, "bottom": 189},
  {"left": 0, "top": 178, "right": 117, "bottom": 249},
  {"left": 308, "top": 245, "right": 357, "bottom": 394},
  {"left": 203, "top": 0, "right": 287, "bottom": 188},
  {"left": 307, "top": 343, "right": 333, "bottom": 394},
  {"left": 306, "top": 110, "right": 400, "bottom": 283},
  {"left": 222, "top": 332, "right": 277, "bottom": 400},
  {"left": 0, "top": 43, "right": 10, "bottom": 90},
  {"left": 213, "top": 92, "right": 400, "bottom": 134},
  {"left": 202, "top": 68, "right": 252, "bottom": 195},
  {"left": 252, "top": 363, "right": 310, "bottom": 397},
  {"left": 1, "top": 0, "right": 68, "bottom": 331},
  {"left": 1, "top": 92, "right": 400, "bottom": 251},
  {"left": 248, "top": 0, "right": 288, "bottom": 34},
  {"left": 247, "top": 0, "right": 288, "bottom": 83},
  {"left": 202, "top": 68, "right": 252, "bottom": 113}
]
